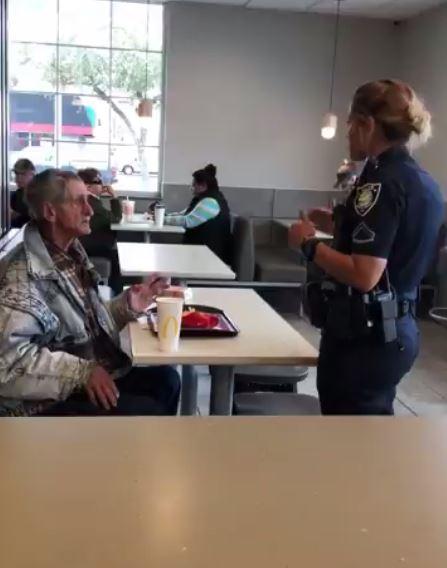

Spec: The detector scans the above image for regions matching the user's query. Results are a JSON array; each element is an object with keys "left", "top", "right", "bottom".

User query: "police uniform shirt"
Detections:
[{"left": 334, "top": 146, "right": 444, "bottom": 300}]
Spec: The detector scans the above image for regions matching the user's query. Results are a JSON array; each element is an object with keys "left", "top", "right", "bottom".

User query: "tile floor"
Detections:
[{"left": 195, "top": 316, "right": 447, "bottom": 416}]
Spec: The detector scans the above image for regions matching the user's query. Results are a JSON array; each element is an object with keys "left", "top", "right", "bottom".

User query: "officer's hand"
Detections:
[
  {"left": 308, "top": 208, "right": 334, "bottom": 234},
  {"left": 86, "top": 366, "right": 119, "bottom": 411},
  {"left": 289, "top": 218, "right": 316, "bottom": 248}
]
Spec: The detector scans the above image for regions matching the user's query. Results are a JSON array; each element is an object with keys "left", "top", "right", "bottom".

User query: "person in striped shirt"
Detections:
[{"left": 165, "top": 164, "right": 232, "bottom": 262}]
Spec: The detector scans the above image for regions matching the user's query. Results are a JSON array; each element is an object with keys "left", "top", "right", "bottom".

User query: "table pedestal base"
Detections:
[
  {"left": 209, "top": 366, "right": 235, "bottom": 416},
  {"left": 180, "top": 365, "right": 198, "bottom": 415}
]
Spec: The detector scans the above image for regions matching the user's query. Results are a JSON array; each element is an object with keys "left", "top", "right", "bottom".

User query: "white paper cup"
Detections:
[
  {"left": 154, "top": 206, "right": 166, "bottom": 228},
  {"left": 156, "top": 297, "right": 184, "bottom": 352},
  {"left": 161, "top": 286, "right": 193, "bottom": 303},
  {"left": 123, "top": 200, "right": 135, "bottom": 222}
]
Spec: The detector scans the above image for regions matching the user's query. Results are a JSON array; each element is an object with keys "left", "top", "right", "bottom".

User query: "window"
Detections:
[
  {"left": 8, "top": 0, "right": 164, "bottom": 195},
  {"left": 0, "top": 0, "right": 8, "bottom": 237}
]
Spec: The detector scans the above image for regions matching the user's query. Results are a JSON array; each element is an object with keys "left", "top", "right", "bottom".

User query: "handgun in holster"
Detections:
[
  {"left": 304, "top": 281, "right": 330, "bottom": 329},
  {"left": 305, "top": 273, "right": 398, "bottom": 344}
]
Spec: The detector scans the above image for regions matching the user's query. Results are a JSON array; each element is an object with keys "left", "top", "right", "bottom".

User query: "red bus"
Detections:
[{"left": 10, "top": 92, "right": 96, "bottom": 150}]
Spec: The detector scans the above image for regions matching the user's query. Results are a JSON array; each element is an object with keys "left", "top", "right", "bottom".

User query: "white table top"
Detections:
[
  {"left": 111, "top": 213, "right": 185, "bottom": 234},
  {"left": 117, "top": 242, "right": 236, "bottom": 279},
  {"left": 430, "top": 307, "right": 447, "bottom": 325},
  {"left": 3, "top": 417, "right": 447, "bottom": 568},
  {"left": 275, "top": 218, "right": 332, "bottom": 240},
  {"left": 130, "top": 287, "right": 318, "bottom": 365}
]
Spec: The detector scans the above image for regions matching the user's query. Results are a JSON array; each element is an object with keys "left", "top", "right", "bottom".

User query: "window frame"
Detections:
[
  {"left": 7, "top": 0, "right": 165, "bottom": 200},
  {"left": 0, "top": 0, "right": 9, "bottom": 238}
]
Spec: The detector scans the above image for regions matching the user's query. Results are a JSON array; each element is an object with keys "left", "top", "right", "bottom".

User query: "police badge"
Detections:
[{"left": 354, "top": 183, "right": 381, "bottom": 216}]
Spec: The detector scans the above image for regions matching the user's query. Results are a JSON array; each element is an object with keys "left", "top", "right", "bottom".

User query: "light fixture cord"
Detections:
[
  {"left": 144, "top": 0, "right": 150, "bottom": 97},
  {"left": 329, "top": 0, "right": 341, "bottom": 111}
]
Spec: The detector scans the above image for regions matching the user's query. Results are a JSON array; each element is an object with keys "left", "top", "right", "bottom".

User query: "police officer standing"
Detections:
[{"left": 290, "top": 79, "right": 444, "bottom": 415}]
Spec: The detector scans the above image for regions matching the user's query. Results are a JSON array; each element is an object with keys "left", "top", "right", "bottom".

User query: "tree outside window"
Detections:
[{"left": 8, "top": 0, "right": 164, "bottom": 194}]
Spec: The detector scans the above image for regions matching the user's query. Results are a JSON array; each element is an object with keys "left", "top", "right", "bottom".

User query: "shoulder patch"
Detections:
[
  {"left": 354, "top": 183, "right": 381, "bottom": 217},
  {"left": 352, "top": 222, "right": 376, "bottom": 244}
]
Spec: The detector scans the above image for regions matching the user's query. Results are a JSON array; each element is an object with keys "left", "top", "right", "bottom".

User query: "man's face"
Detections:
[
  {"left": 15, "top": 169, "right": 34, "bottom": 189},
  {"left": 52, "top": 179, "right": 93, "bottom": 239},
  {"left": 87, "top": 173, "right": 103, "bottom": 197}
]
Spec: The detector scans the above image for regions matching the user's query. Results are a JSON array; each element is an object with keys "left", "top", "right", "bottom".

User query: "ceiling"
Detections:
[{"left": 154, "top": 0, "right": 446, "bottom": 20}]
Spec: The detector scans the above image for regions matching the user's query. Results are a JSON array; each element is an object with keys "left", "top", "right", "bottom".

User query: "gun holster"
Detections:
[
  {"left": 305, "top": 282, "right": 398, "bottom": 343},
  {"left": 303, "top": 281, "right": 330, "bottom": 329}
]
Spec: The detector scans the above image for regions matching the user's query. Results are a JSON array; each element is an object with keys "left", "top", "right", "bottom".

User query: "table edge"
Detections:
[
  {"left": 112, "top": 225, "right": 185, "bottom": 233},
  {"left": 131, "top": 355, "right": 318, "bottom": 366}
]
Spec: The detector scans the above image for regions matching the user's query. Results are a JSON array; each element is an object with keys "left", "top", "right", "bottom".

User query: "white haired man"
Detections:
[{"left": 0, "top": 169, "right": 179, "bottom": 416}]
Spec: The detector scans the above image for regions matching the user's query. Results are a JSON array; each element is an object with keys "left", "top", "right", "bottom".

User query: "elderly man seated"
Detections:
[{"left": 0, "top": 169, "right": 180, "bottom": 417}]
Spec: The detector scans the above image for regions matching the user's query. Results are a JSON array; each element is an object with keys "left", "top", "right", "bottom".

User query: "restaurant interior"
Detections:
[{"left": 1, "top": 0, "right": 447, "bottom": 566}]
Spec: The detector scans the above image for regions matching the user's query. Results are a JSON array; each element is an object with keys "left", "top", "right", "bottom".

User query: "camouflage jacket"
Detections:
[{"left": 0, "top": 223, "right": 135, "bottom": 416}]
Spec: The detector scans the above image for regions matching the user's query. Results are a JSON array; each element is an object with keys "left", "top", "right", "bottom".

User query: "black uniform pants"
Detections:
[{"left": 317, "top": 315, "right": 419, "bottom": 415}]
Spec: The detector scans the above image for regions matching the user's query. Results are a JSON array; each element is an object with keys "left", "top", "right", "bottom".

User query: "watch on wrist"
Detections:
[{"left": 301, "top": 237, "right": 319, "bottom": 262}]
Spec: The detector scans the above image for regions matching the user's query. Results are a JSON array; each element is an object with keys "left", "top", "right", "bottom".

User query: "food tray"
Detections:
[{"left": 147, "top": 304, "right": 239, "bottom": 337}]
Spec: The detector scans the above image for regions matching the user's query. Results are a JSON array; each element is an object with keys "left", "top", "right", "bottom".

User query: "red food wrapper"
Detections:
[{"left": 182, "top": 311, "right": 219, "bottom": 329}]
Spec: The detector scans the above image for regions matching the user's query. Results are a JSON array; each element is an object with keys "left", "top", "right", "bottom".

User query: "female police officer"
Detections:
[{"left": 290, "top": 79, "right": 444, "bottom": 415}]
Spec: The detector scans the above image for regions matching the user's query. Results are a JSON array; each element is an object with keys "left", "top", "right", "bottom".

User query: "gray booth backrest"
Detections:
[{"left": 231, "top": 216, "right": 255, "bottom": 281}]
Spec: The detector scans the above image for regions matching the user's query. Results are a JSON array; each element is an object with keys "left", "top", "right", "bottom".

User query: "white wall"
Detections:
[
  {"left": 400, "top": 4, "right": 447, "bottom": 194},
  {"left": 163, "top": 2, "right": 398, "bottom": 190}
]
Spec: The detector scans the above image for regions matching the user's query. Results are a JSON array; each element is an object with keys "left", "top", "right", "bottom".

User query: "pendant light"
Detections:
[
  {"left": 321, "top": 0, "right": 342, "bottom": 140},
  {"left": 137, "top": 0, "right": 153, "bottom": 118}
]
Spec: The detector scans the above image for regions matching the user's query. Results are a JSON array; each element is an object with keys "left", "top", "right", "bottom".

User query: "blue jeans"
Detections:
[
  {"left": 317, "top": 315, "right": 419, "bottom": 415},
  {"left": 39, "top": 366, "right": 180, "bottom": 416}
]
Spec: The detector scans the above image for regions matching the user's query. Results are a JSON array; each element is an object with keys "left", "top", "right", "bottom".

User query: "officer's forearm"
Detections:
[
  {"left": 314, "top": 244, "right": 384, "bottom": 293},
  {"left": 314, "top": 244, "right": 357, "bottom": 285}
]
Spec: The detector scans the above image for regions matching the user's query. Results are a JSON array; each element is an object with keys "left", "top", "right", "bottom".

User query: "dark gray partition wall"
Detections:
[
  {"left": 160, "top": 184, "right": 340, "bottom": 221},
  {"left": 130, "top": 184, "right": 342, "bottom": 246}
]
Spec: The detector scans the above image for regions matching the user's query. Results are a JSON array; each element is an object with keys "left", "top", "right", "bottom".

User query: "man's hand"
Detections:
[
  {"left": 128, "top": 274, "right": 171, "bottom": 313},
  {"left": 86, "top": 366, "right": 119, "bottom": 411},
  {"left": 289, "top": 218, "right": 316, "bottom": 248},
  {"left": 308, "top": 207, "right": 334, "bottom": 234},
  {"left": 100, "top": 185, "right": 116, "bottom": 198}
]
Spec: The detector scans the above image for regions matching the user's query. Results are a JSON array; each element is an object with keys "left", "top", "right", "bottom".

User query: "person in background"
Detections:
[
  {"left": 165, "top": 164, "right": 232, "bottom": 263},
  {"left": 0, "top": 169, "right": 180, "bottom": 417},
  {"left": 10, "top": 158, "right": 35, "bottom": 228},
  {"left": 290, "top": 79, "right": 444, "bottom": 416},
  {"left": 77, "top": 168, "right": 123, "bottom": 294},
  {"left": 333, "top": 159, "right": 358, "bottom": 191}
]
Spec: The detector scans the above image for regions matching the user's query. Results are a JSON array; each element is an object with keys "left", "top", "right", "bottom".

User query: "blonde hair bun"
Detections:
[
  {"left": 408, "top": 92, "right": 432, "bottom": 148},
  {"left": 352, "top": 79, "right": 432, "bottom": 149}
]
